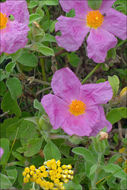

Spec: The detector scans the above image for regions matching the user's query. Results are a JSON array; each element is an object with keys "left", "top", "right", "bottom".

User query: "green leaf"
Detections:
[
  {"left": 36, "top": 43, "right": 54, "bottom": 56},
  {"left": 89, "top": 164, "right": 97, "bottom": 176},
  {"left": 108, "top": 154, "right": 121, "bottom": 164},
  {"left": 72, "top": 147, "right": 96, "bottom": 163},
  {"left": 6, "top": 169, "right": 17, "bottom": 185},
  {"left": 36, "top": 7, "right": 44, "bottom": 18},
  {"left": 17, "top": 51, "right": 38, "bottom": 67},
  {"left": 0, "top": 69, "right": 9, "bottom": 81},
  {"left": 0, "top": 81, "right": 7, "bottom": 96},
  {"left": 28, "top": 1, "right": 38, "bottom": 8},
  {"left": 19, "top": 120, "right": 39, "bottom": 146},
  {"left": 42, "top": 34, "right": 56, "bottom": 42},
  {"left": 44, "top": 141, "right": 61, "bottom": 161},
  {"left": 29, "top": 13, "right": 42, "bottom": 24},
  {"left": 0, "top": 138, "right": 10, "bottom": 165},
  {"left": 6, "top": 77, "right": 22, "bottom": 99},
  {"left": 107, "top": 107, "right": 127, "bottom": 124},
  {"left": 64, "top": 181, "right": 82, "bottom": 190},
  {"left": 108, "top": 75, "right": 119, "bottom": 96},
  {"left": 33, "top": 99, "right": 45, "bottom": 114},
  {"left": 107, "top": 48, "right": 116, "bottom": 59},
  {"left": 5, "top": 62, "right": 16, "bottom": 73},
  {"left": 67, "top": 52, "right": 80, "bottom": 67},
  {"left": 40, "top": 0, "right": 58, "bottom": 6},
  {"left": 0, "top": 174, "right": 12, "bottom": 189},
  {"left": 24, "top": 138, "right": 43, "bottom": 157},
  {"left": 88, "top": 0, "right": 102, "bottom": 10},
  {"left": 103, "top": 163, "right": 126, "bottom": 180},
  {"left": 1, "top": 92, "right": 21, "bottom": 117}
]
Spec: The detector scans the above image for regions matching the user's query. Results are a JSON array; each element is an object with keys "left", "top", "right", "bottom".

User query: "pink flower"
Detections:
[
  {"left": 41, "top": 68, "right": 113, "bottom": 136},
  {"left": 55, "top": 0, "right": 127, "bottom": 63},
  {"left": 0, "top": 147, "right": 4, "bottom": 158},
  {"left": 0, "top": 0, "right": 29, "bottom": 54}
]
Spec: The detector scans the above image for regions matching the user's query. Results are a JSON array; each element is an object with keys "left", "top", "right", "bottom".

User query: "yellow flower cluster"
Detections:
[{"left": 22, "top": 159, "right": 74, "bottom": 190}]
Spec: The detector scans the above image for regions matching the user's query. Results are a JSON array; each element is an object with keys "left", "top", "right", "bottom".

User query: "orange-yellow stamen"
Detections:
[
  {"left": 0, "top": 12, "right": 8, "bottom": 30},
  {"left": 69, "top": 100, "right": 86, "bottom": 116},
  {"left": 86, "top": 10, "right": 104, "bottom": 29}
]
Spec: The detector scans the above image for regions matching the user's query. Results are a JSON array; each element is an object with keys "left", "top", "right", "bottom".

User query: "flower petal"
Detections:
[
  {"left": 90, "top": 106, "right": 112, "bottom": 136},
  {"left": 62, "top": 105, "right": 100, "bottom": 136},
  {"left": 99, "top": 0, "right": 116, "bottom": 12},
  {"left": 80, "top": 81, "right": 113, "bottom": 105},
  {"left": 87, "top": 28, "right": 117, "bottom": 63},
  {"left": 0, "top": 21, "right": 29, "bottom": 54},
  {"left": 103, "top": 8, "right": 127, "bottom": 40},
  {"left": 41, "top": 94, "right": 68, "bottom": 130},
  {"left": 1, "top": 0, "right": 29, "bottom": 24},
  {"left": 59, "top": 0, "right": 90, "bottom": 18},
  {"left": 55, "top": 16, "right": 90, "bottom": 51},
  {"left": 51, "top": 68, "right": 81, "bottom": 103}
]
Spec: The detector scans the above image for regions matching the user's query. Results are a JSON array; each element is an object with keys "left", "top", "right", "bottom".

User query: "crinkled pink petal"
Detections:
[
  {"left": 51, "top": 68, "right": 81, "bottom": 103},
  {"left": 0, "top": 0, "right": 29, "bottom": 54},
  {"left": 99, "top": 0, "right": 116, "bottom": 13},
  {"left": 0, "top": 21, "right": 29, "bottom": 54},
  {"left": 103, "top": 8, "right": 127, "bottom": 40},
  {"left": 80, "top": 81, "right": 113, "bottom": 105},
  {"left": 62, "top": 105, "right": 100, "bottom": 136},
  {"left": 90, "top": 106, "right": 112, "bottom": 136},
  {"left": 87, "top": 28, "right": 117, "bottom": 63},
  {"left": 0, "top": 0, "right": 29, "bottom": 24},
  {"left": 41, "top": 94, "right": 68, "bottom": 130},
  {"left": 59, "top": 0, "right": 91, "bottom": 18},
  {"left": 55, "top": 16, "right": 90, "bottom": 51}
]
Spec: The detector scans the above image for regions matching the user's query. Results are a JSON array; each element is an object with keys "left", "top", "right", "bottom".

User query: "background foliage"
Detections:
[{"left": 0, "top": 0, "right": 127, "bottom": 189}]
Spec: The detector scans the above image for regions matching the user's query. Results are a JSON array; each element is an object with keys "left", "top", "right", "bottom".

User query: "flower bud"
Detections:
[{"left": 99, "top": 132, "right": 108, "bottom": 140}]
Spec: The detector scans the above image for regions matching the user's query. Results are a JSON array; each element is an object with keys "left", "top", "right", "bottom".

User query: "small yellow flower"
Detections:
[
  {"left": 22, "top": 171, "right": 26, "bottom": 176},
  {"left": 119, "top": 147, "right": 126, "bottom": 154},
  {"left": 30, "top": 165, "right": 36, "bottom": 171},
  {"left": 40, "top": 165, "right": 46, "bottom": 172},
  {"left": 36, "top": 169, "right": 41, "bottom": 175},
  {"left": 23, "top": 177, "right": 29, "bottom": 183},
  {"left": 67, "top": 164, "right": 72, "bottom": 169},
  {"left": 24, "top": 167, "right": 30, "bottom": 173},
  {"left": 62, "top": 165, "right": 66, "bottom": 169},
  {"left": 26, "top": 174, "right": 30, "bottom": 179}
]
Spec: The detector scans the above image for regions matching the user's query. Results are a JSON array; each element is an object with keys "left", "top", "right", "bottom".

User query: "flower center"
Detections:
[
  {"left": 0, "top": 12, "right": 8, "bottom": 30},
  {"left": 69, "top": 100, "right": 86, "bottom": 116},
  {"left": 86, "top": 10, "right": 104, "bottom": 29}
]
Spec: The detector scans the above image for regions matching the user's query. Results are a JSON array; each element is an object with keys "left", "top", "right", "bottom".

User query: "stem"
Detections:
[
  {"left": 82, "top": 63, "right": 102, "bottom": 84},
  {"left": 91, "top": 153, "right": 102, "bottom": 189},
  {"left": 40, "top": 58, "right": 46, "bottom": 81}
]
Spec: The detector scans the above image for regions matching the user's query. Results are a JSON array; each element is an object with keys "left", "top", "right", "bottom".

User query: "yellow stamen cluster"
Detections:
[
  {"left": 69, "top": 99, "right": 86, "bottom": 116},
  {"left": 86, "top": 10, "right": 104, "bottom": 29},
  {"left": 22, "top": 160, "right": 74, "bottom": 190},
  {"left": 0, "top": 12, "right": 8, "bottom": 30}
]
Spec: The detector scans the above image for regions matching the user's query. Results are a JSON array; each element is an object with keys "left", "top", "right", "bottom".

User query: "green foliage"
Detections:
[
  {"left": 107, "top": 107, "right": 127, "bottom": 124},
  {"left": 0, "top": 0, "right": 127, "bottom": 189},
  {"left": 44, "top": 141, "right": 61, "bottom": 161},
  {"left": 108, "top": 75, "right": 120, "bottom": 96}
]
